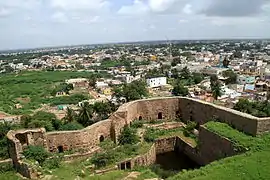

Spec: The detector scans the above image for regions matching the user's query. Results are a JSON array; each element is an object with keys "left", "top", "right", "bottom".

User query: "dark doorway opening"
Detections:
[
  {"left": 154, "top": 151, "right": 200, "bottom": 178},
  {"left": 126, "top": 162, "right": 131, "bottom": 169},
  {"left": 139, "top": 116, "right": 142, "bottom": 120},
  {"left": 120, "top": 163, "right": 125, "bottom": 170},
  {"left": 158, "top": 112, "right": 163, "bottom": 120},
  {"left": 99, "top": 135, "right": 105, "bottom": 142},
  {"left": 57, "top": 146, "right": 64, "bottom": 153}
]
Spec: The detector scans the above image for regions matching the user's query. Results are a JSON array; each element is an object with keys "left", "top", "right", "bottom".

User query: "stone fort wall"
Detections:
[
  {"left": 7, "top": 97, "right": 270, "bottom": 178},
  {"left": 8, "top": 97, "right": 270, "bottom": 157}
]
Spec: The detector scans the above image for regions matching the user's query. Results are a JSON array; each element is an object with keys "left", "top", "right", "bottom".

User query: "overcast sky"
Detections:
[{"left": 0, "top": 0, "right": 270, "bottom": 50}]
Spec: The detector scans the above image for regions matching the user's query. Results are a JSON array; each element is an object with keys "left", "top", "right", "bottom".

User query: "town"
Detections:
[{"left": 2, "top": 40, "right": 270, "bottom": 180}]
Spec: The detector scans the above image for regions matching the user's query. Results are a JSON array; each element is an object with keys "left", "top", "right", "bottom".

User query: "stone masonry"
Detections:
[{"left": 7, "top": 97, "right": 270, "bottom": 178}]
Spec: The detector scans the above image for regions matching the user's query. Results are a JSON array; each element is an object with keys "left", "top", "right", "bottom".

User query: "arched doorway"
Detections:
[
  {"left": 139, "top": 116, "right": 142, "bottom": 120},
  {"left": 99, "top": 135, "right": 105, "bottom": 142},
  {"left": 57, "top": 146, "right": 64, "bottom": 153},
  {"left": 158, "top": 112, "right": 163, "bottom": 120}
]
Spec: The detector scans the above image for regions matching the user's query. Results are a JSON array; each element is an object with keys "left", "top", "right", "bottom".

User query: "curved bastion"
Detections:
[{"left": 7, "top": 97, "right": 270, "bottom": 178}]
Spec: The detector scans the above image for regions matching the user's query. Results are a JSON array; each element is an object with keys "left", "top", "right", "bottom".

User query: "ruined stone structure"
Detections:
[{"left": 7, "top": 97, "right": 270, "bottom": 178}]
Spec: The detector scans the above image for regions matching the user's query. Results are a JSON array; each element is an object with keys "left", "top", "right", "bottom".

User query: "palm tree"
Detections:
[
  {"left": 63, "top": 107, "right": 76, "bottom": 124},
  {"left": 212, "top": 85, "right": 222, "bottom": 100},
  {"left": 77, "top": 102, "right": 94, "bottom": 127}
]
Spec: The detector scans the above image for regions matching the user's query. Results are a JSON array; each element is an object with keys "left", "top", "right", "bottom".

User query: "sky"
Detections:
[{"left": 0, "top": 0, "right": 270, "bottom": 50}]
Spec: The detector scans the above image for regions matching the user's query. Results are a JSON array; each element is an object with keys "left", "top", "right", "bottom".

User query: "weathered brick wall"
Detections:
[
  {"left": 179, "top": 98, "right": 258, "bottom": 136},
  {"left": 132, "top": 144, "right": 156, "bottom": 168},
  {"left": 176, "top": 126, "right": 243, "bottom": 166},
  {"left": 155, "top": 137, "right": 177, "bottom": 154},
  {"left": 112, "top": 98, "right": 181, "bottom": 140},
  {"left": 118, "top": 144, "right": 156, "bottom": 169},
  {"left": 137, "top": 98, "right": 180, "bottom": 121},
  {"left": 46, "top": 119, "right": 111, "bottom": 152},
  {"left": 256, "top": 118, "right": 270, "bottom": 134}
]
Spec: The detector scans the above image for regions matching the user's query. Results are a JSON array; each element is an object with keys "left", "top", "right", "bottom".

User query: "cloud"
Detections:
[
  {"left": 50, "top": 0, "right": 111, "bottom": 11},
  {"left": 118, "top": 0, "right": 149, "bottom": 15},
  {"left": 0, "top": 0, "right": 42, "bottom": 10},
  {"left": 148, "top": 0, "right": 178, "bottom": 12},
  {"left": 51, "top": 12, "right": 68, "bottom": 23},
  {"left": 0, "top": 8, "right": 11, "bottom": 17},
  {"left": 79, "top": 16, "right": 101, "bottom": 24},
  {"left": 118, "top": 0, "right": 188, "bottom": 15},
  {"left": 197, "top": 0, "right": 268, "bottom": 17}
]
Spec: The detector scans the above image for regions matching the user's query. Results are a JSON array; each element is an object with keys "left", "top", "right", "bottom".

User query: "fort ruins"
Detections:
[{"left": 7, "top": 97, "right": 270, "bottom": 179}]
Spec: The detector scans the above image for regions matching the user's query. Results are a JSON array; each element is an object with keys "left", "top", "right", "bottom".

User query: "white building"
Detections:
[
  {"left": 146, "top": 77, "right": 167, "bottom": 88},
  {"left": 96, "top": 81, "right": 109, "bottom": 89}
]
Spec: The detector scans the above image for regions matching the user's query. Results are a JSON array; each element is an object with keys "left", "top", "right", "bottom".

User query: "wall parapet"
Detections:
[{"left": 7, "top": 97, "right": 269, "bottom": 179}]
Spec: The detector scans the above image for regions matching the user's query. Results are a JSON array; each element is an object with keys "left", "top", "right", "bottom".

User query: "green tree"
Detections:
[
  {"left": 93, "top": 102, "right": 115, "bottom": 120},
  {"left": 223, "top": 56, "right": 230, "bottom": 68},
  {"left": 77, "top": 102, "right": 94, "bottom": 127},
  {"left": 114, "top": 80, "right": 148, "bottom": 102},
  {"left": 180, "top": 66, "right": 191, "bottom": 79},
  {"left": 88, "top": 76, "right": 97, "bottom": 88},
  {"left": 192, "top": 73, "right": 204, "bottom": 84},
  {"left": 21, "top": 111, "right": 61, "bottom": 131},
  {"left": 63, "top": 107, "right": 77, "bottom": 123},
  {"left": 118, "top": 126, "right": 139, "bottom": 145},
  {"left": 172, "top": 82, "right": 189, "bottom": 96},
  {"left": 222, "top": 70, "right": 237, "bottom": 84},
  {"left": 210, "top": 75, "right": 222, "bottom": 100}
]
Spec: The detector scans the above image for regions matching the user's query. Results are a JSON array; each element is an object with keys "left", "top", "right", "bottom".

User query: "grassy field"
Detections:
[
  {"left": 0, "top": 71, "right": 110, "bottom": 115},
  {"left": 168, "top": 121, "right": 270, "bottom": 180}
]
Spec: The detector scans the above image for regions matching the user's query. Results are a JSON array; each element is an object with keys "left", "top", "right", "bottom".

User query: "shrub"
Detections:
[
  {"left": 144, "top": 128, "right": 157, "bottom": 143},
  {"left": 91, "top": 152, "right": 114, "bottom": 168},
  {"left": 0, "top": 163, "right": 13, "bottom": 173},
  {"left": 22, "top": 146, "right": 50, "bottom": 165},
  {"left": 130, "top": 120, "right": 144, "bottom": 129},
  {"left": 43, "top": 155, "right": 63, "bottom": 169},
  {"left": 118, "top": 126, "right": 139, "bottom": 145},
  {"left": 60, "top": 122, "right": 84, "bottom": 131},
  {"left": 183, "top": 121, "right": 197, "bottom": 137},
  {"left": 150, "top": 164, "right": 177, "bottom": 179}
]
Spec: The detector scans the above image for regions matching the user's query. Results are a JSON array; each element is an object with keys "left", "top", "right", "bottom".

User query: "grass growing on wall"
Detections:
[
  {"left": 168, "top": 122, "right": 270, "bottom": 180},
  {"left": 144, "top": 127, "right": 197, "bottom": 146},
  {"left": 168, "top": 150, "right": 270, "bottom": 180},
  {"left": 204, "top": 121, "right": 269, "bottom": 151}
]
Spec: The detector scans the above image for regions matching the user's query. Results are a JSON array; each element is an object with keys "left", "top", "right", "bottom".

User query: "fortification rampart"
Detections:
[{"left": 6, "top": 97, "right": 270, "bottom": 179}]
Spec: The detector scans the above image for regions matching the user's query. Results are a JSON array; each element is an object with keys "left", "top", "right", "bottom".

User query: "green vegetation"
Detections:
[
  {"left": 0, "top": 71, "right": 111, "bottom": 115},
  {"left": 42, "top": 94, "right": 89, "bottom": 106},
  {"left": 50, "top": 83, "right": 74, "bottom": 96},
  {"left": 222, "top": 69, "right": 237, "bottom": 84},
  {"left": 90, "top": 143, "right": 152, "bottom": 168},
  {"left": 22, "top": 145, "right": 50, "bottom": 165},
  {"left": 0, "top": 171, "right": 21, "bottom": 180},
  {"left": 20, "top": 111, "right": 63, "bottom": 131},
  {"left": 233, "top": 98, "right": 270, "bottom": 117},
  {"left": 118, "top": 126, "right": 139, "bottom": 145},
  {"left": 169, "top": 121, "right": 270, "bottom": 180},
  {"left": 0, "top": 122, "right": 21, "bottom": 159},
  {"left": 204, "top": 121, "right": 264, "bottom": 151},
  {"left": 172, "top": 82, "right": 189, "bottom": 96},
  {"left": 183, "top": 121, "right": 197, "bottom": 138},
  {"left": 113, "top": 80, "right": 148, "bottom": 102},
  {"left": 210, "top": 75, "right": 222, "bottom": 100},
  {"left": 144, "top": 127, "right": 197, "bottom": 146}
]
